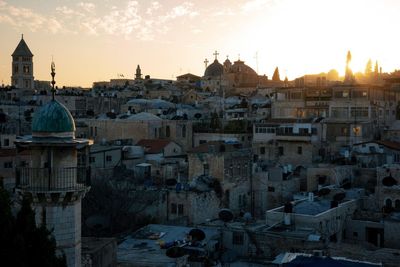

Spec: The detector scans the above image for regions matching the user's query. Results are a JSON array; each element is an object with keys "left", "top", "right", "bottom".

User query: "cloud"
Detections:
[
  {"left": 0, "top": 0, "right": 201, "bottom": 40},
  {"left": 166, "top": 2, "right": 198, "bottom": 19},
  {"left": 241, "top": 0, "right": 272, "bottom": 12},
  {"left": 78, "top": 2, "right": 96, "bottom": 13},
  {"left": 0, "top": 1, "right": 62, "bottom": 33},
  {"left": 146, "top": 1, "right": 161, "bottom": 15}
]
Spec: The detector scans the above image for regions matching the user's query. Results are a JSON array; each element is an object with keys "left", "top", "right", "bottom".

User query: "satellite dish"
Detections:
[
  {"left": 318, "top": 188, "right": 331, "bottom": 196},
  {"left": 333, "top": 192, "right": 346, "bottom": 202},
  {"left": 382, "top": 176, "right": 397, "bottom": 187},
  {"left": 166, "top": 246, "right": 186, "bottom": 258},
  {"left": 218, "top": 209, "right": 234, "bottom": 222},
  {"left": 189, "top": 228, "right": 206, "bottom": 241},
  {"left": 243, "top": 212, "right": 252, "bottom": 221}
]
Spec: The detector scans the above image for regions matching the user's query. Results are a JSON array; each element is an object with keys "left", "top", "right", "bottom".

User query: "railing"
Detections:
[
  {"left": 16, "top": 167, "right": 91, "bottom": 192},
  {"left": 275, "top": 130, "right": 312, "bottom": 136}
]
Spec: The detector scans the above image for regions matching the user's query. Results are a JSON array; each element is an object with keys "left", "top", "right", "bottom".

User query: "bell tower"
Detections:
[
  {"left": 11, "top": 34, "right": 34, "bottom": 90},
  {"left": 15, "top": 62, "right": 92, "bottom": 267},
  {"left": 135, "top": 65, "right": 142, "bottom": 80}
]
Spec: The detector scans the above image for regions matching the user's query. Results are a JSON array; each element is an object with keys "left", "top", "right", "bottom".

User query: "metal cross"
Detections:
[
  {"left": 204, "top": 58, "right": 209, "bottom": 68},
  {"left": 213, "top": 50, "right": 219, "bottom": 60}
]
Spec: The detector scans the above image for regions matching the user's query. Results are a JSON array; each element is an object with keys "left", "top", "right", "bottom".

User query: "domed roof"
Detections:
[
  {"left": 32, "top": 100, "right": 75, "bottom": 136},
  {"left": 230, "top": 60, "right": 258, "bottom": 76},
  {"left": 204, "top": 59, "right": 224, "bottom": 77}
]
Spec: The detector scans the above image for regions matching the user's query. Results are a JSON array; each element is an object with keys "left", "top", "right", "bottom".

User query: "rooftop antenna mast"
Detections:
[
  {"left": 51, "top": 57, "right": 56, "bottom": 100},
  {"left": 254, "top": 51, "right": 259, "bottom": 74}
]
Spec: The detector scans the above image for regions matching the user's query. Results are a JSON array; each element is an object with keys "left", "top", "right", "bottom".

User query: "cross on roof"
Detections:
[
  {"left": 204, "top": 58, "right": 209, "bottom": 68},
  {"left": 213, "top": 50, "right": 219, "bottom": 60}
]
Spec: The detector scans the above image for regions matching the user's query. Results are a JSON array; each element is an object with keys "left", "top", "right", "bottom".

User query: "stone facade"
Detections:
[{"left": 35, "top": 201, "right": 83, "bottom": 267}]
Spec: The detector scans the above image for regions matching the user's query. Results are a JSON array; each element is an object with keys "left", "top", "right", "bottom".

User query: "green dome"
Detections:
[{"left": 32, "top": 100, "right": 75, "bottom": 133}]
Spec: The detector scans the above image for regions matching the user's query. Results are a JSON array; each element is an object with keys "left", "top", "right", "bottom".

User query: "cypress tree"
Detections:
[
  {"left": 0, "top": 185, "right": 66, "bottom": 267},
  {"left": 272, "top": 67, "right": 281, "bottom": 81}
]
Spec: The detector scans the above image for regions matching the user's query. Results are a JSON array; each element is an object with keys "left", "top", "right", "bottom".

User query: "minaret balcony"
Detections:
[{"left": 16, "top": 167, "right": 91, "bottom": 193}]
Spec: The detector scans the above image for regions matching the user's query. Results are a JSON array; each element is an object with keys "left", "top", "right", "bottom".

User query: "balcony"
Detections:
[
  {"left": 16, "top": 167, "right": 91, "bottom": 192},
  {"left": 275, "top": 130, "right": 312, "bottom": 142}
]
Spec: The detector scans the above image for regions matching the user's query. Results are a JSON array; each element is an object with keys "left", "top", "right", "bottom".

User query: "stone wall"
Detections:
[{"left": 34, "top": 200, "right": 82, "bottom": 267}]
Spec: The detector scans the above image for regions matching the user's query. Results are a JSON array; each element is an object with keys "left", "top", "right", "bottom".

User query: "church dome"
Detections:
[
  {"left": 32, "top": 100, "right": 76, "bottom": 138},
  {"left": 229, "top": 60, "right": 259, "bottom": 87},
  {"left": 204, "top": 59, "right": 224, "bottom": 77}
]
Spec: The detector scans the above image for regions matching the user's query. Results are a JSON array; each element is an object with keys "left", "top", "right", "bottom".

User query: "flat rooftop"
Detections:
[{"left": 117, "top": 224, "right": 219, "bottom": 267}]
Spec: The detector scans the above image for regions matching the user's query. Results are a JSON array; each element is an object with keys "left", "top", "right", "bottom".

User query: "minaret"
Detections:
[
  {"left": 11, "top": 34, "right": 34, "bottom": 90},
  {"left": 15, "top": 62, "right": 92, "bottom": 267},
  {"left": 135, "top": 65, "right": 142, "bottom": 80},
  {"left": 344, "top": 50, "right": 354, "bottom": 84}
]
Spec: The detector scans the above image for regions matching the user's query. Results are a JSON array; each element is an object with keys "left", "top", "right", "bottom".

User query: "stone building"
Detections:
[
  {"left": 253, "top": 118, "right": 321, "bottom": 165},
  {"left": 15, "top": 94, "right": 92, "bottom": 267},
  {"left": 86, "top": 116, "right": 193, "bottom": 152},
  {"left": 188, "top": 141, "right": 252, "bottom": 214}
]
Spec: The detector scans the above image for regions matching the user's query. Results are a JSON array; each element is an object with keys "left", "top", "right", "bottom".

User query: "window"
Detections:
[
  {"left": 203, "top": 163, "right": 209, "bottom": 175},
  {"left": 182, "top": 125, "right": 186, "bottom": 138},
  {"left": 350, "top": 107, "right": 369, "bottom": 118},
  {"left": 4, "top": 139, "right": 9, "bottom": 147},
  {"left": 331, "top": 107, "right": 349, "bottom": 118},
  {"left": 94, "top": 127, "right": 98, "bottom": 137},
  {"left": 232, "top": 231, "right": 244, "bottom": 245},
  {"left": 171, "top": 203, "right": 177, "bottom": 214},
  {"left": 89, "top": 157, "right": 95, "bottom": 163},
  {"left": 23, "top": 65, "right": 30, "bottom": 74},
  {"left": 178, "top": 204, "right": 184, "bottom": 215},
  {"left": 166, "top": 126, "right": 170, "bottom": 137},
  {"left": 268, "top": 186, "right": 275, "bottom": 192},
  {"left": 278, "top": 146, "right": 284, "bottom": 156},
  {"left": 297, "top": 146, "right": 302, "bottom": 155},
  {"left": 353, "top": 232, "right": 358, "bottom": 237},
  {"left": 106, "top": 155, "right": 112, "bottom": 162},
  {"left": 4, "top": 162, "right": 12, "bottom": 168},
  {"left": 13, "top": 65, "right": 18, "bottom": 74},
  {"left": 260, "top": 147, "right": 266, "bottom": 155}
]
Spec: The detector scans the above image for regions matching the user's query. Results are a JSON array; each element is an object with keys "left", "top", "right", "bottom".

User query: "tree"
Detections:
[
  {"left": 365, "top": 59, "right": 372, "bottom": 77},
  {"left": 374, "top": 61, "right": 379, "bottom": 79},
  {"left": 0, "top": 185, "right": 66, "bottom": 267},
  {"left": 272, "top": 67, "right": 281, "bottom": 81}
]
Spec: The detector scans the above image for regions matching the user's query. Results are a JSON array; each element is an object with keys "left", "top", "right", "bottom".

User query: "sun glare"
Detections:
[{"left": 235, "top": 0, "right": 399, "bottom": 79}]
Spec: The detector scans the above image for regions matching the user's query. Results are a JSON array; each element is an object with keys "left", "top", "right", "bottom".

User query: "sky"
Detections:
[{"left": 0, "top": 0, "right": 399, "bottom": 87}]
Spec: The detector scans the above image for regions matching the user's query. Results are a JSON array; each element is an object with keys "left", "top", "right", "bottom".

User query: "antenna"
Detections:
[{"left": 254, "top": 51, "right": 259, "bottom": 74}]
